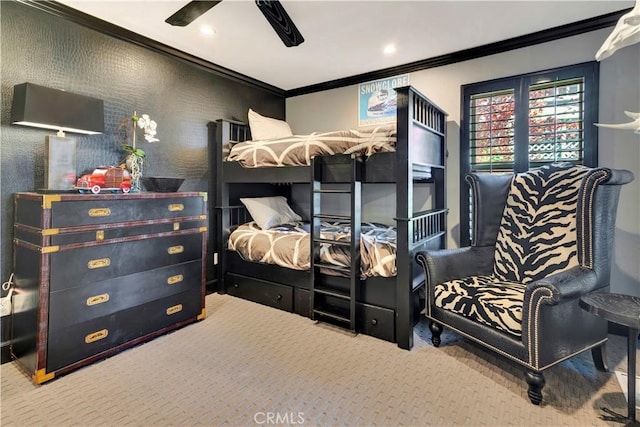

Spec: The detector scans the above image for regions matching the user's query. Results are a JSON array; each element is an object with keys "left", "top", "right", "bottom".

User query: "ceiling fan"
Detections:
[{"left": 165, "top": 0, "right": 305, "bottom": 47}]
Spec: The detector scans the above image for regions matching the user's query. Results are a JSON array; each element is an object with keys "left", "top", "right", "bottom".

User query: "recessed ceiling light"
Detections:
[
  {"left": 383, "top": 44, "right": 396, "bottom": 55},
  {"left": 200, "top": 25, "right": 215, "bottom": 36}
]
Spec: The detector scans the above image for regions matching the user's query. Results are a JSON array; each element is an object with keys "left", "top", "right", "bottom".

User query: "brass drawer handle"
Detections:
[
  {"left": 167, "top": 274, "right": 183, "bottom": 285},
  {"left": 87, "top": 258, "right": 111, "bottom": 269},
  {"left": 85, "top": 329, "right": 108, "bottom": 344},
  {"left": 166, "top": 304, "right": 183, "bottom": 315},
  {"left": 86, "top": 293, "right": 110, "bottom": 306},
  {"left": 88, "top": 208, "right": 111, "bottom": 217},
  {"left": 167, "top": 245, "right": 184, "bottom": 255},
  {"left": 168, "top": 204, "right": 184, "bottom": 212}
]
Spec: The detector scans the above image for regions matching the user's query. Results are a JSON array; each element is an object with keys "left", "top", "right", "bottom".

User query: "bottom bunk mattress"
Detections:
[{"left": 227, "top": 222, "right": 396, "bottom": 278}]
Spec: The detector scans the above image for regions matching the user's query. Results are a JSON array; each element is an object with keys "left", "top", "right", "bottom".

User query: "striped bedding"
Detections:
[
  {"left": 226, "top": 126, "right": 396, "bottom": 168},
  {"left": 227, "top": 222, "right": 397, "bottom": 278}
]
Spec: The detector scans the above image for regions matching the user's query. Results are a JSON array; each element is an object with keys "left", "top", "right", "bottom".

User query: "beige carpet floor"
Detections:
[{"left": 1, "top": 293, "right": 637, "bottom": 426}]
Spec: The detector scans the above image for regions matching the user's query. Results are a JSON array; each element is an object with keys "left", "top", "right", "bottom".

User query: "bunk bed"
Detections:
[{"left": 207, "top": 86, "right": 447, "bottom": 350}]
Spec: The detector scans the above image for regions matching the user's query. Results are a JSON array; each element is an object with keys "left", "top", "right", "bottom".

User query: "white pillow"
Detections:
[
  {"left": 248, "top": 109, "right": 293, "bottom": 141},
  {"left": 240, "top": 196, "right": 302, "bottom": 229}
]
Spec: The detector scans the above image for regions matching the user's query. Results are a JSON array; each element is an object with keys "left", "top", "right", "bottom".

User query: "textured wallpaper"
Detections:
[{"left": 0, "top": 1, "right": 285, "bottom": 284}]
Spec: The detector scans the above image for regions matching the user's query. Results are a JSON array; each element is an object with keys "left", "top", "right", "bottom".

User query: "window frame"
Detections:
[{"left": 459, "top": 61, "right": 599, "bottom": 246}]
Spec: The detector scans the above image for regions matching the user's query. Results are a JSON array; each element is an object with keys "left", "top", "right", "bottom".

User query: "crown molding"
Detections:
[{"left": 285, "top": 8, "right": 630, "bottom": 98}]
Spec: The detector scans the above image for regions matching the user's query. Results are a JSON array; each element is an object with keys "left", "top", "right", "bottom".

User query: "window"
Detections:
[{"left": 460, "top": 62, "right": 599, "bottom": 245}]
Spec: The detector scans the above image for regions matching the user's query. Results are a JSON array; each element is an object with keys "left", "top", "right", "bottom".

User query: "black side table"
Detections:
[{"left": 580, "top": 293, "right": 640, "bottom": 425}]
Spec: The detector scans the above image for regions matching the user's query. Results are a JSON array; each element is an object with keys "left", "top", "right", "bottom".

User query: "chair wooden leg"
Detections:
[
  {"left": 591, "top": 342, "right": 609, "bottom": 372},
  {"left": 525, "top": 371, "right": 546, "bottom": 405},
  {"left": 429, "top": 321, "right": 442, "bottom": 347}
]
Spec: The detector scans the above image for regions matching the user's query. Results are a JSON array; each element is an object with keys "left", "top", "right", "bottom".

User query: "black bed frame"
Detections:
[{"left": 208, "top": 86, "right": 448, "bottom": 350}]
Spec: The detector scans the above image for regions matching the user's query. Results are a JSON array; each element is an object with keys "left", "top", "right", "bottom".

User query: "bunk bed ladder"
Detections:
[{"left": 310, "top": 155, "right": 362, "bottom": 332}]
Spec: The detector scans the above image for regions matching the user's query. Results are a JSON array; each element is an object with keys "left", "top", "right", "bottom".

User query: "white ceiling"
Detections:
[{"left": 57, "top": 0, "right": 633, "bottom": 91}]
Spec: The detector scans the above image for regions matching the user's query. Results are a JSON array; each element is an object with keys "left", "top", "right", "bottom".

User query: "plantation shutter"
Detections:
[
  {"left": 469, "top": 89, "right": 516, "bottom": 173},
  {"left": 467, "top": 89, "right": 516, "bottom": 243},
  {"left": 460, "top": 62, "right": 598, "bottom": 247},
  {"left": 528, "top": 78, "right": 585, "bottom": 167}
]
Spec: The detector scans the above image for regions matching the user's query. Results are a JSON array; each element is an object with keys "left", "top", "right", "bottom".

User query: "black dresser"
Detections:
[{"left": 11, "top": 192, "right": 207, "bottom": 384}]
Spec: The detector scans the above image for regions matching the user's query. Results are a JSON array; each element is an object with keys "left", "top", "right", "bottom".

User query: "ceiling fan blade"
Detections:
[
  {"left": 165, "top": 1, "right": 222, "bottom": 27},
  {"left": 255, "top": 0, "right": 304, "bottom": 47}
]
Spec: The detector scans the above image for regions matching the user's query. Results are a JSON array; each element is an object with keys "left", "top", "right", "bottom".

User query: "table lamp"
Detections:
[{"left": 11, "top": 83, "right": 104, "bottom": 190}]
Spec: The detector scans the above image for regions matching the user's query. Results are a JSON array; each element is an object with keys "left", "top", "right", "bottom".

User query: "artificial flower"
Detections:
[
  {"left": 116, "top": 111, "right": 159, "bottom": 158},
  {"left": 137, "top": 114, "right": 159, "bottom": 143}
]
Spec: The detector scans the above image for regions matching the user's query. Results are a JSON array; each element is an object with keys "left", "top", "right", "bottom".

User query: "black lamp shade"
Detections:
[{"left": 11, "top": 83, "right": 104, "bottom": 135}]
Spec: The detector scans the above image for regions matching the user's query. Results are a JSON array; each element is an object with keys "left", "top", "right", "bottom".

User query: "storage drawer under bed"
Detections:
[
  {"left": 225, "top": 273, "right": 394, "bottom": 341},
  {"left": 315, "top": 293, "right": 396, "bottom": 343},
  {"left": 225, "top": 273, "right": 294, "bottom": 312},
  {"left": 357, "top": 303, "right": 395, "bottom": 342},
  {"left": 294, "top": 288, "right": 311, "bottom": 318}
]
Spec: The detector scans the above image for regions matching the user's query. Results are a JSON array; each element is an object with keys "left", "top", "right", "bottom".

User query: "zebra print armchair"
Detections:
[{"left": 416, "top": 162, "right": 634, "bottom": 405}]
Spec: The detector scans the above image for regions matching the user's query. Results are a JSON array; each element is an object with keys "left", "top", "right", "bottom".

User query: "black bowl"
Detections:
[{"left": 141, "top": 177, "right": 185, "bottom": 192}]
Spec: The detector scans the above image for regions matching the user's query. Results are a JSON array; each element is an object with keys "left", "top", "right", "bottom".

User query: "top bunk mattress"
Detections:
[{"left": 226, "top": 126, "right": 396, "bottom": 168}]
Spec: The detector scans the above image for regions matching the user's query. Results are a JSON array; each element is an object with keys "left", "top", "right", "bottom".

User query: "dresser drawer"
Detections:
[
  {"left": 357, "top": 303, "right": 395, "bottom": 342},
  {"left": 14, "top": 220, "right": 205, "bottom": 247},
  {"left": 47, "top": 289, "right": 202, "bottom": 372},
  {"left": 48, "top": 196, "right": 205, "bottom": 228},
  {"left": 49, "top": 260, "right": 203, "bottom": 330},
  {"left": 51, "top": 220, "right": 205, "bottom": 246},
  {"left": 49, "top": 232, "right": 203, "bottom": 291},
  {"left": 14, "top": 193, "right": 206, "bottom": 229},
  {"left": 226, "top": 273, "right": 293, "bottom": 312}
]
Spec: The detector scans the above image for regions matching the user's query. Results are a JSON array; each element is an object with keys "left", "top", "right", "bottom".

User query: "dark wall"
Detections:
[{"left": 0, "top": 2, "right": 284, "bottom": 285}]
